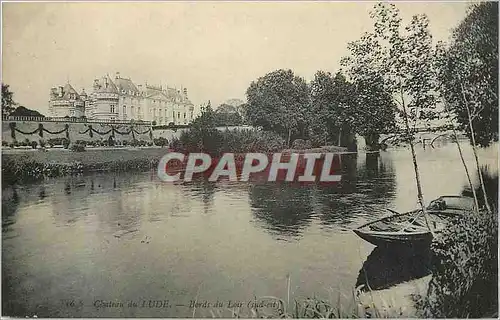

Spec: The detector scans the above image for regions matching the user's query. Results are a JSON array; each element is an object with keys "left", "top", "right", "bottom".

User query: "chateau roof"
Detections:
[
  {"left": 115, "top": 77, "right": 140, "bottom": 94},
  {"left": 62, "top": 83, "right": 80, "bottom": 100},
  {"left": 96, "top": 75, "right": 119, "bottom": 94}
]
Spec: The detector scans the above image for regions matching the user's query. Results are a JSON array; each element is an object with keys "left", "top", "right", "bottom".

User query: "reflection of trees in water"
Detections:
[
  {"left": 315, "top": 153, "right": 396, "bottom": 228},
  {"left": 49, "top": 173, "right": 147, "bottom": 230},
  {"left": 356, "top": 152, "right": 397, "bottom": 202},
  {"left": 184, "top": 177, "right": 218, "bottom": 214},
  {"left": 461, "top": 166, "right": 498, "bottom": 210},
  {"left": 2, "top": 187, "right": 20, "bottom": 232},
  {"left": 356, "top": 246, "right": 432, "bottom": 291},
  {"left": 248, "top": 183, "right": 314, "bottom": 238},
  {"left": 247, "top": 153, "right": 398, "bottom": 234},
  {"left": 335, "top": 153, "right": 358, "bottom": 194}
]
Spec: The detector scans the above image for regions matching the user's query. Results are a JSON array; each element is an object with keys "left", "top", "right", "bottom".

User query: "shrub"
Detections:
[
  {"left": 75, "top": 140, "right": 88, "bottom": 146},
  {"left": 62, "top": 138, "right": 70, "bottom": 149},
  {"left": 422, "top": 209, "right": 498, "bottom": 317},
  {"left": 9, "top": 143, "right": 14, "bottom": 148},
  {"left": 70, "top": 143, "right": 86, "bottom": 152},
  {"left": 2, "top": 141, "right": 8, "bottom": 147},
  {"left": 153, "top": 137, "right": 169, "bottom": 147},
  {"left": 108, "top": 136, "right": 115, "bottom": 147},
  {"left": 47, "top": 137, "right": 69, "bottom": 147},
  {"left": 291, "top": 139, "right": 312, "bottom": 150},
  {"left": 30, "top": 141, "right": 38, "bottom": 149},
  {"left": 169, "top": 137, "right": 184, "bottom": 152},
  {"left": 39, "top": 139, "right": 46, "bottom": 148},
  {"left": 170, "top": 128, "right": 286, "bottom": 156}
]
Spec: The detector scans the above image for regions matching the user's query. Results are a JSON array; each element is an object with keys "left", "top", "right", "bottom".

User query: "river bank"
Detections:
[{"left": 1, "top": 147, "right": 168, "bottom": 186}]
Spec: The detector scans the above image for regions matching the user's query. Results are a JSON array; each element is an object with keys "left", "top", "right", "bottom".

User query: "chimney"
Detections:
[
  {"left": 51, "top": 87, "right": 58, "bottom": 98},
  {"left": 183, "top": 88, "right": 188, "bottom": 96},
  {"left": 116, "top": 72, "right": 120, "bottom": 79},
  {"left": 59, "top": 86, "right": 64, "bottom": 97}
]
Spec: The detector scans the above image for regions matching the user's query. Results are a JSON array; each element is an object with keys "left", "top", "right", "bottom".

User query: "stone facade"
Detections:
[
  {"left": 49, "top": 73, "right": 195, "bottom": 125},
  {"left": 48, "top": 84, "right": 87, "bottom": 118}
]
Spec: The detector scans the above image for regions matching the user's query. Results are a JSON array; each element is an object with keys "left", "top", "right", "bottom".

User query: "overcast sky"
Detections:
[{"left": 3, "top": 2, "right": 469, "bottom": 114}]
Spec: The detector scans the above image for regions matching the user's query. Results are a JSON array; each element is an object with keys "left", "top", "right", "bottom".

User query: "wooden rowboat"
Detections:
[{"left": 353, "top": 196, "right": 476, "bottom": 247}]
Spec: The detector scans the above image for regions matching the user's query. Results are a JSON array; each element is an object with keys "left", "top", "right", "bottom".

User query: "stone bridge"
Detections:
[{"left": 378, "top": 125, "right": 465, "bottom": 149}]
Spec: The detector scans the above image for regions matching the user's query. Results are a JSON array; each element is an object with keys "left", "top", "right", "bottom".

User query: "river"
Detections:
[{"left": 2, "top": 141, "right": 497, "bottom": 317}]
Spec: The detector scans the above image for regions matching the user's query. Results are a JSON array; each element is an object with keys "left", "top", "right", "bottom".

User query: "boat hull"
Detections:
[
  {"left": 353, "top": 229, "right": 432, "bottom": 248},
  {"left": 353, "top": 196, "right": 476, "bottom": 247}
]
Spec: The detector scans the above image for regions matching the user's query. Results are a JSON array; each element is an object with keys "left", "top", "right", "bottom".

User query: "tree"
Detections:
[
  {"left": 353, "top": 75, "right": 397, "bottom": 150},
  {"left": 309, "top": 71, "right": 357, "bottom": 148},
  {"left": 436, "top": 2, "right": 498, "bottom": 214},
  {"left": 2, "top": 83, "right": 16, "bottom": 116},
  {"left": 10, "top": 106, "right": 45, "bottom": 117},
  {"left": 246, "top": 69, "right": 310, "bottom": 146},
  {"left": 437, "top": 2, "right": 498, "bottom": 148},
  {"left": 182, "top": 101, "right": 223, "bottom": 155},
  {"left": 214, "top": 104, "right": 243, "bottom": 126},
  {"left": 342, "top": 3, "right": 440, "bottom": 231}
]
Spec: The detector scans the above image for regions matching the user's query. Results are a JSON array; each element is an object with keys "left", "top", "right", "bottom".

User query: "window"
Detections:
[
  {"left": 123, "top": 105, "right": 127, "bottom": 114},
  {"left": 184, "top": 112, "right": 186, "bottom": 119},
  {"left": 131, "top": 106, "right": 135, "bottom": 115},
  {"left": 173, "top": 111, "right": 175, "bottom": 119},
  {"left": 178, "top": 112, "right": 180, "bottom": 118},
  {"left": 138, "top": 106, "right": 141, "bottom": 114},
  {"left": 110, "top": 105, "right": 115, "bottom": 113}
]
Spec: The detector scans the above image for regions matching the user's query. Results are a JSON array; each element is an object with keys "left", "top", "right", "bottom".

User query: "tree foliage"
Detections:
[
  {"left": 2, "top": 83, "right": 16, "bottom": 116},
  {"left": 353, "top": 75, "right": 397, "bottom": 148},
  {"left": 181, "top": 102, "right": 223, "bottom": 155},
  {"left": 246, "top": 69, "right": 310, "bottom": 146},
  {"left": 214, "top": 104, "right": 243, "bottom": 126},
  {"left": 10, "top": 106, "right": 45, "bottom": 117},
  {"left": 437, "top": 2, "right": 498, "bottom": 147},
  {"left": 341, "top": 2, "right": 440, "bottom": 220},
  {"left": 309, "top": 71, "right": 357, "bottom": 147},
  {"left": 341, "top": 3, "right": 439, "bottom": 137}
]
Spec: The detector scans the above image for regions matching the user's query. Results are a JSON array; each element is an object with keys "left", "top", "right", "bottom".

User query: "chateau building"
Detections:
[{"left": 49, "top": 73, "right": 195, "bottom": 125}]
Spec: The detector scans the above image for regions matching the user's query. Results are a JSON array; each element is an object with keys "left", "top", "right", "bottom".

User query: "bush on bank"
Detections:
[
  {"left": 422, "top": 168, "right": 498, "bottom": 318},
  {"left": 1, "top": 150, "right": 165, "bottom": 186},
  {"left": 171, "top": 128, "right": 286, "bottom": 155},
  {"left": 422, "top": 209, "right": 498, "bottom": 318}
]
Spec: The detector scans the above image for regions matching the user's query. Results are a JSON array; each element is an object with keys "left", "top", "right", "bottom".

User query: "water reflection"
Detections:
[
  {"left": 249, "top": 153, "right": 398, "bottom": 236},
  {"left": 249, "top": 183, "right": 314, "bottom": 238},
  {"left": 356, "top": 246, "right": 432, "bottom": 291}
]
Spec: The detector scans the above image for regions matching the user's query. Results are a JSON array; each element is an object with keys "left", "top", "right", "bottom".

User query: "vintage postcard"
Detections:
[{"left": 1, "top": 1, "right": 498, "bottom": 318}]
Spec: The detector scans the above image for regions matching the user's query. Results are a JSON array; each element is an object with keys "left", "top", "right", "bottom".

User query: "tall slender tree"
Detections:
[
  {"left": 342, "top": 3, "right": 440, "bottom": 230},
  {"left": 436, "top": 2, "right": 498, "bottom": 214}
]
